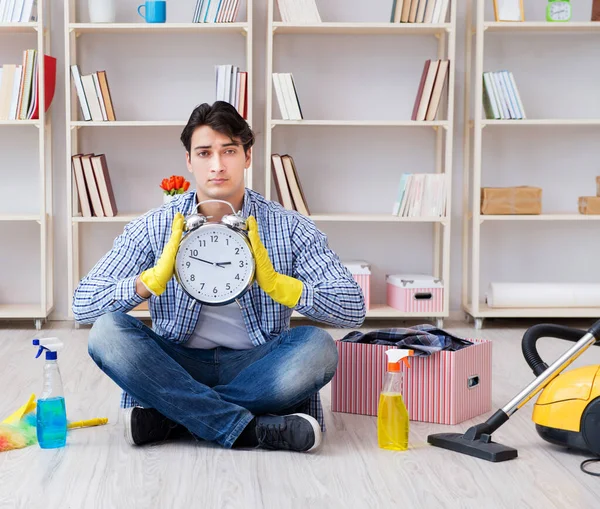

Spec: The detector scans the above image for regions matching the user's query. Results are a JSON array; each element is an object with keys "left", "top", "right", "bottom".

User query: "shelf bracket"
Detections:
[{"left": 241, "top": 27, "right": 248, "bottom": 36}]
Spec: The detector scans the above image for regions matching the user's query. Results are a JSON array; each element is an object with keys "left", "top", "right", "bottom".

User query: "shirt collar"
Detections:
[{"left": 182, "top": 188, "right": 253, "bottom": 218}]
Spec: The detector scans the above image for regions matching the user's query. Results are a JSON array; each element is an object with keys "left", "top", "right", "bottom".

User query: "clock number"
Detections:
[
  {"left": 211, "top": 235, "right": 218, "bottom": 243},
  {"left": 226, "top": 238, "right": 230, "bottom": 246},
  {"left": 235, "top": 274, "right": 240, "bottom": 280},
  {"left": 199, "top": 240, "right": 206, "bottom": 248},
  {"left": 239, "top": 260, "right": 244, "bottom": 268},
  {"left": 200, "top": 283, "right": 205, "bottom": 290},
  {"left": 213, "top": 286, "right": 218, "bottom": 294},
  {"left": 186, "top": 261, "right": 190, "bottom": 268},
  {"left": 235, "top": 248, "right": 240, "bottom": 255},
  {"left": 226, "top": 283, "right": 231, "bottom": 291},
  {"left": 190, "top": 274, "right": 195, "bottom": 281},
  {"left": 191, "top": 249, "right": 199, "bottom": 257}
]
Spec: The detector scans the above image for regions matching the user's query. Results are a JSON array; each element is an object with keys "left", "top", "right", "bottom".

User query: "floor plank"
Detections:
[{"left": 1, "top": 319, "right": 599, "bottom": 509}]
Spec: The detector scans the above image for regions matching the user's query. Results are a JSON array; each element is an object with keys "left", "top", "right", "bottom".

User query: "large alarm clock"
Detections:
[{"left": 174, "top": 199, "right": 255, "bottom": 305}]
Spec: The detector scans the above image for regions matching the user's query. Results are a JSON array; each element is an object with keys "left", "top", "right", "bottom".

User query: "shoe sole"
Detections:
[
  {"left": 123, "top": 407, "right": 136, "bottom": 446},
  {"left": 292, "top": 413, "right": 322, "bottom": 452}
]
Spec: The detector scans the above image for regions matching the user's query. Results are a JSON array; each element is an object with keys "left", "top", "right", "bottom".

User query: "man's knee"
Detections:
[
  {"left": 88, "top": 311, "right": 129, "bottom": 364},
  {"left": 292, "top": 326, "right": 338, "bottom": 380}
]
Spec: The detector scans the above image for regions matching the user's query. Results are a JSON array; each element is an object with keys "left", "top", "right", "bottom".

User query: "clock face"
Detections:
[
  {"left": 175, "top": 224, "right": 255, "bottom": 305},
  {"left": 549, "top": 2, "right": 571, "bottom": 21}
]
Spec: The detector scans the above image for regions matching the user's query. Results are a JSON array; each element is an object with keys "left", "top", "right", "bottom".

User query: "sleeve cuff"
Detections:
[
  {"left": 114, "top": 275, "right": 147, "bottom": 306},
  {"left": 294, "top": 283, "right": 314, "bottom": 313}
]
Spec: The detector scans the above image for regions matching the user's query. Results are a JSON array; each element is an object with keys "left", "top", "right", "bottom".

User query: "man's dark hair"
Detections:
[{"left": 180, "top": 101, "right": 255, "bottom": 154}]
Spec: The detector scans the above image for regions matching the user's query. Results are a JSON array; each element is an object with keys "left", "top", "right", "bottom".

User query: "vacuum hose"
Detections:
[{"left": 522, "top": 323, "right": 597, "bottom": 376}]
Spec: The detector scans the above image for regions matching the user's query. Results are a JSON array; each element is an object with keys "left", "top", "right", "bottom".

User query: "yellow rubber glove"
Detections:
[
  {"left": 247, "top": 215, "right": 303, "bottom": 308},
  {"left": 139, "top": 212, "right": 185, "bottom": 296}
]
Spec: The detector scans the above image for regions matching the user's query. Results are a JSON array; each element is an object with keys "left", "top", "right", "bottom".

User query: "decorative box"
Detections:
[
  {"left": 331, "top": 339, "right": 492, "bottom": 425},
  {"left": 343, "top": 261, "right": 371, "bottom": 310},
  {"left": 386, "top": 274, "right": 443, "bottom": 313},
  {"left": 578, "top": 196, "right": 600, "bottom": 215}
]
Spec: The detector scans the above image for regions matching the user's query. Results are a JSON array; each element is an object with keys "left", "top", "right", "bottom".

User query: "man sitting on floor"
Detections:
[{"left": 72, "top": 101, "right": 366, "bottom": 453}]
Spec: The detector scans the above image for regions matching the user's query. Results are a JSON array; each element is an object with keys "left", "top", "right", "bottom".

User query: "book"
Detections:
[{"left": 71, "top": 153, "right": 118, "bottom": 217}]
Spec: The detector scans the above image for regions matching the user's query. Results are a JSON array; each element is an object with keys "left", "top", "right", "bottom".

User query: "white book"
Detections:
[
  {"left": 9, "top": 65, "right": 22, "bottom": 120},
  {"left": 282, "top": 73, "right": 302, "bottom": 120},
  {"left": 81, "top": 74, "right": 103, "bottom": 121},
  {"left": 508, "top": 71, "right": 526, "bottom": 119},
  {"left": 482, "top": 72, "right": 500, "bottom": 120},
  {"left": 70, "top": 64, "right": 91, "bottom": 121},
  {"left": 200, "top": 0, "right": 211, "bottom": 22},
  {"left": 272, "top": 73, "right": 290, "bottom": 119},
  {"left": 489, "top": 72, "right": 508, "bottom": 119},
  {"left": 435, "top": 0, "right": 449, "bottom": 23},
  {"left": 20, "top": 0, "right": 33, "bottom": 21},
  {"left": 4, "top": 0, "right": 15, "bottom": 23},
  {"left": 92, "top": 72, "right": 108, "bottom": 121}
]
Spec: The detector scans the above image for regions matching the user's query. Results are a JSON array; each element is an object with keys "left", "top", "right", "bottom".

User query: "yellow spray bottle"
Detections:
[{"left": 378, "top": 349, "right": 414, "bottom": 451}]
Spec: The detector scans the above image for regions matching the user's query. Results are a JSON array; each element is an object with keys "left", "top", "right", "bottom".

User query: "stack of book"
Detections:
[
  {"left": 271, "top": 154, "right": 310, "bottom": 216},
  {"left": 276, "top": 0, "right": 321, "bottom": 22},
  {"left": 0, "top": 49, "right": 56, "bottom": 120},
  {"left": 390, "top": 0, "right": 450, "bottom": 23},
  {"left": 70, "top": 64, "right": 116, "bottom": 122},
  {"left": 411, "top": 59, "right": 449, "bottom": 121},
  {"left": 215, "top": 65, "right": 248, "bottom": 119},
  {"left": 272, "top": 73, "right": 302, "bottom": 120},
  {"left": 482, "top": 70, "right": 526, "bottom": 120},
  {"left": 192, "top": 0, "right": 241, "bottom": 23},
  {"left": 71, "top": 153, "right": 117, "bottom": 218},
  {"left": 392, "top": 173, "right": 447, "bottom": 217},
  {"left": 0, "top": 0, "right": 37, "bottom": 22}
]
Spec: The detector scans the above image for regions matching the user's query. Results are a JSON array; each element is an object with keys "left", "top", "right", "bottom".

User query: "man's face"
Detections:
[{"left": 185, "top": 125, "right": 251, "bottom": 204}]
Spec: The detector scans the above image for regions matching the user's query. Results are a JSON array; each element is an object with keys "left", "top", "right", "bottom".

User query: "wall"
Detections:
[{"left": 1, "top": 0, "right": 598, "bottom": 321}]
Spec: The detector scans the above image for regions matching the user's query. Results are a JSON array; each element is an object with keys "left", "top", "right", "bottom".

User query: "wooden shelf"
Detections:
[
  {"left": 272, "top": 22, "right": 451, "bottom": 35},
  {"left": 0, "top": 22, "right": 39, "bottom": 33},
  {"left": 0, "top": 303, "right": 51, "bottom": 319},
  {"left": 481, "top": 119, "right": 600, "bottom": 127},
  {"left": 0, "top": 215, "right": 41, "bottom": 222},
  {"left": 73, "top": 214, "right": 144, "bottom": 223},
  {"left": 481, "top": 214, "right": 600, "bottom": 222},
  {"left": 309, "top": 214, "right": 448, "bottom": 223},
  {"left": 483, "top": 21, "right": 600, "bottom": 33},
  {"left": 70, "top": 120, "right": 186, "bottom": 128},
  {"left": 271, "top": 119, "right": 448, "bottom": 127},
  {"left": 464, "top": 302, "right": 600, "bottom": 319},
  {"left": 69, "top": 22, "right": 248, "bottom": 34},
  {"left": 0, "top": 120, "right": 40, "bottom": 126}
]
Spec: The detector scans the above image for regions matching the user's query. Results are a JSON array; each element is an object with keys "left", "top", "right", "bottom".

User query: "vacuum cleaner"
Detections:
[{"left": 427, "top": 319, "right": 600, "bottom": 463}]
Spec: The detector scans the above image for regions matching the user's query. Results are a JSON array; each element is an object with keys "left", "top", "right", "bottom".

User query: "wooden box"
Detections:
[
  {"left": 578, "top": 196, "right": 600, "bottom": 215},
  {"left": 480, "top": 186, "right": 542, "bottom": 215}
]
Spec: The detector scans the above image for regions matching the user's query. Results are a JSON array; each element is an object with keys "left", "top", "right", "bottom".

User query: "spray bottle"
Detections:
[
  {"left": 32, "top": 338, "right": 67, "bottom": 449},
  {"left": 378, "top": 349, "right": 414, "bottom": 451}
]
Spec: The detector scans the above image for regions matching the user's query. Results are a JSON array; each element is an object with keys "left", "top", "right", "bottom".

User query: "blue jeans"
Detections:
[{"left": 87, "top": 311, "right": 338, "bottom": 448}]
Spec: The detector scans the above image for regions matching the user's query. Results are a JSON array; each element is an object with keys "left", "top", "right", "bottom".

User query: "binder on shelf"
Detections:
[
  {"left": 391, "top": 0, "right": 450, "bottom": 24},
  {"left": 271, "top": 154, "right": 310, "bottom": 216},
  {"left": 0, "top": 50, "right": 56, "bottom": 121},
  {"left": 71, "top": 153, "right": 118, "bottom": 218},
  {"left": 70, "top": 64, "right": 117, "bottom": 122},
  {"left": 192, "top": 0, "right": 242, "bottom": 23},
  {"left": 215, "top": 64, "right": 248, "bottom": 119},
  {"left": 272, "top": 72, "right": 303, "bottom": 120}
]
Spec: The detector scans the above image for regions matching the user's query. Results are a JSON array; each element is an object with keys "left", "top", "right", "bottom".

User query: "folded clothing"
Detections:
[{"left": 340, "top": 324, "right": 473, "bottom": 356}]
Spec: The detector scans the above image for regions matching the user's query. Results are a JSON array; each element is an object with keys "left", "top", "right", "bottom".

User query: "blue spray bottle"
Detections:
[{"left": 32, "top": 338, "right": 67, "bottom": 449}]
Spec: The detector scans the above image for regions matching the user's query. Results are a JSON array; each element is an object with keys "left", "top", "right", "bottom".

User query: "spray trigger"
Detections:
[{"left": 385, "top": 349, "right": 414, "bottom": 370}]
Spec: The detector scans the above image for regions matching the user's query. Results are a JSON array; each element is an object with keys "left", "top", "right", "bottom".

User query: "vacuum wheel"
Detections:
[{"left": 582, "top": 397, "right": 600, "bottom": 456}]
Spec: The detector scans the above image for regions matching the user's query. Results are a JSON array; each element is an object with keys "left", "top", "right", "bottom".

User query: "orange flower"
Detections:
[{"left": 160, "top": 175, "right": 190, "bottom": 194}]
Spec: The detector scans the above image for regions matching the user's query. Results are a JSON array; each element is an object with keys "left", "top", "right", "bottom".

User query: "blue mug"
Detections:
[{"left": 138, "top": 1, "right": 166, "bottom": 23}]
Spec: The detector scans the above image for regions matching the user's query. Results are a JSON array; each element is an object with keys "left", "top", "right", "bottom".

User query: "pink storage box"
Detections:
[
  {"left": 330, "top": 338, "right": 492, "bottom": 425},
  {"left": 387, "top": 274, "right": 444, "bottom": 313},
  {"left": 344, "top": 261, "right": 371, "bottom": 310}
]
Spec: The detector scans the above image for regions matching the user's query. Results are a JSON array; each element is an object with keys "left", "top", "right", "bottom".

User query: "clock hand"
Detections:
[
  {"left": 189, "top": 256, "right": 217, "bottom": 266},
  {"left": 215, "top": 262, "right": 232, "bottom": 267}
]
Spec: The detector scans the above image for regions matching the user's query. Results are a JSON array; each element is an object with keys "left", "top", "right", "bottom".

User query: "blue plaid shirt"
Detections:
[{"left": 72, "top": 188, "right": 366, "bottom": 431}]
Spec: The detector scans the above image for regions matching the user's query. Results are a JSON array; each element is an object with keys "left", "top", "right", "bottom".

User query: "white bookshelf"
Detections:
[
  {"left": 462, "top": 0, "right": 600, "bottom": 329},
  {"left": 265, "top": 1, "right": 457, "bottom": 327},
  {"left": 64, "top": 0, "right": 253, "bottom": 322},
  {"left": 0, "top": 2, "right": 54, "bottom": 330}
]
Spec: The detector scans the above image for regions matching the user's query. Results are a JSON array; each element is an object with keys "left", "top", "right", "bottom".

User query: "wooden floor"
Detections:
[{"left": 1, "top": 318, "right": 600, "bottom": 508}]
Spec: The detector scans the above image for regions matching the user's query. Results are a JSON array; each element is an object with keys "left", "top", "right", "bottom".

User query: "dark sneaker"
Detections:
[
  {"left": 123, "top": 407, "right": 186, "bottom": 446},
  {"left": 255, "top": 413, "right": 322, "bottom": 452}
]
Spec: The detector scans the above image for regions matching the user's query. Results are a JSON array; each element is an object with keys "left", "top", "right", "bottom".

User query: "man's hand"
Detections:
[
  {"left": 139, "top": 213, "right": 185, "bottom": 296},
  {"left": 246, "top": 215, "right": 303, "bottom": 308}
]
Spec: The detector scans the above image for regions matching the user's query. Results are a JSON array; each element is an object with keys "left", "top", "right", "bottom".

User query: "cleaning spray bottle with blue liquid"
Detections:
[
  {"left": 378, "top": 349, "right": 414, "bottom": 451},
  {"left": 32, "top": 338, "right": 67, "bottom": 449}
]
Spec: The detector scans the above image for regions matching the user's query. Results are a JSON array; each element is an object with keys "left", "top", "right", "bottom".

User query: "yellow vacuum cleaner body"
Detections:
[{"left": 532, "top": 364, "right": 600, "bottom": 455}]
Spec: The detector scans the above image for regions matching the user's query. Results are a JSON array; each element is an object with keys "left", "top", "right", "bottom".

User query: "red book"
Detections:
[{"left": 31, "top": 54, "right": 57, "bottom": 120}]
